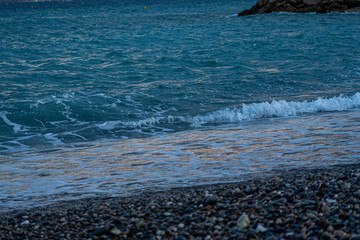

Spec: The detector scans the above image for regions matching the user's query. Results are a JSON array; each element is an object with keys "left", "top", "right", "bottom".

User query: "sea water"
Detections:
[{"left": 0, "top": 0, "right": 359, "bottom": 211}]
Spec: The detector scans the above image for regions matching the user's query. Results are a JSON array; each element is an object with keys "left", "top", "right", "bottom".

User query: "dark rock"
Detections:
[
  {"left": 204, "top": 195, "right": 218, "bottom": 205},
  {"left": 344, "top": 0, "right": 360, "bottom": 8},
  {"left": 92, "top": 226, "right": 110, "bottom": 236},
  {"left": 177, "top": 235, "right": 187, "bottom": 240},
  {"left": 333, "top": 222, "right": 345, "bottom": 228},
  {"left": 238, "top": 0, "right": 360, "bottom": 15},
  {"left": 271, "top": 198, "right": 287, "bottom": 206},
  {"left": 33, "top": 212, "right": 43, "bottom": 217},
  {"left": 41, "top": 221, "right": 51, "bottom": 226},
  {"left": 184, "top": 207, "right": 194, "bottom": 213},
  {"left": 350, "top": 234, "right": 360, "bottom": 240},
  {"left": 14, "top": 212, "right": 27, "bottom": 219}
]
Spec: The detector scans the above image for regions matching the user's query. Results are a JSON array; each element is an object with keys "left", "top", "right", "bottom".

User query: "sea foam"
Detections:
[
  {"left": 190, "top": 92, "right": 360, "bottom": 125},
  {"left": 99, "top": 93, "right": 360, "bottom": 130}
]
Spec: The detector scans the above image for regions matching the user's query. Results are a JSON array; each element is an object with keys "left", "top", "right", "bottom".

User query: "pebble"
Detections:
[
  {"left": 110, "top": 228, "right": 121, "bottom": 235},
  {"left": 236, "top": 213, "right": 250, "bottom": 229},
  {"left": 343, "top": 182, "right": 351, "bottom": 190},
  {"left": 20, "top": 220, "right": 30, "bottom": 226},
  {"left": 350, "top": 235, "right": 360, "bottom": 240},
  {"left": 232, "top": 188, "right": 243, "bottom": 196},
  {"left": 14, "top": 212, "right": 27, "bottom": 219},
  {"left": 0, "top": 164, "right": 359, "bottom": 240},
  {"left": 334, "top": 230, "right": 347, "bottom": 238},
  {"left": 255, "top": 223, "right": 267, "bottom": 233},
  {"left": 204, "top": 195, "right": 218, "bottom": 205},
  {"left": 272, "top": 198, "right": 287, "bottom": 206}
]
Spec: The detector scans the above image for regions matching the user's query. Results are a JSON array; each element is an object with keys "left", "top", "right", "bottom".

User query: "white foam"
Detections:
[
  {"left": 94, "top": 93, "right": 360, "bottom": 131},
  {"left": 0, "top": 111, "right": 29, "bottom": 133},
  {"left": 44, "top": 133, "right": 64, "bottom": 146},
  {"left": 96, "top": 121, "right": 122, "bottom": 130},
  {"left": 190, "top": 93, "right": 360, "bottom": 125},
  {"left": 224, "top": 13, "right": 238, "bottom": 18}
]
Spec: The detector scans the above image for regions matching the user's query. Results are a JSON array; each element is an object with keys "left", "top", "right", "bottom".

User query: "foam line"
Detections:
[{"left": 98, "top": 93, "right": 360, "bottom": 130}]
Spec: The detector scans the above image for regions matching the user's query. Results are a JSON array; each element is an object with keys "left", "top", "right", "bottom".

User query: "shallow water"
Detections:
[{"left": 0, "top": 0, "right": 360, "bottom": 210}]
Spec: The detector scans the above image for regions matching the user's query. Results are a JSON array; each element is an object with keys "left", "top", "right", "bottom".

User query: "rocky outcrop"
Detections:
[{"left": 238, "top": 0, "right": 360, "bottom": 15}]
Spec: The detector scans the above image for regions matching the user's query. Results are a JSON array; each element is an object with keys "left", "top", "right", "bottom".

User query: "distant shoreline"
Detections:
[
  {"left": 1, "top": 163, "right": 359, "bottom": 239},
  {"left": 239, "top": 0, "right": 360, "bottom": 15},
  {"left": 0, "top": 0, "right": 81, "bottom": 3}
]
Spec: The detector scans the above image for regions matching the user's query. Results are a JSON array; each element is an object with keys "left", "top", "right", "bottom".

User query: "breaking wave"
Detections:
[{"left": 99, "top": 92, "right": 360, "bottom": 129}]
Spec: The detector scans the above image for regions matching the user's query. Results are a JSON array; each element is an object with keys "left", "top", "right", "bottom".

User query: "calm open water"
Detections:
[{"left": 1, "top": 0, "right": 360, "bottom": 210}]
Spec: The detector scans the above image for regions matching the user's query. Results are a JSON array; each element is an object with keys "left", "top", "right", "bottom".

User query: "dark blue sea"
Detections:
[{"left": 1, "top": 0, "right": 360, "bottom": 210}]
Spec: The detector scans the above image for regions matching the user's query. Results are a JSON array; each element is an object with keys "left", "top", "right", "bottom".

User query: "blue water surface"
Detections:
[{"left": 0, "top": 0, "right": 360, "bottom": 210}]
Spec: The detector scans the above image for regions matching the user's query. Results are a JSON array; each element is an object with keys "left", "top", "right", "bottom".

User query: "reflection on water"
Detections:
[{"left": 0, "top": 110, "right": 359, "bottom": 210}]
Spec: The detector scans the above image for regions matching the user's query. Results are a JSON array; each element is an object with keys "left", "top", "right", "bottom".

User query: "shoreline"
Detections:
[{"left": 1, "top": 163, "right": 360, "bottom": 239}]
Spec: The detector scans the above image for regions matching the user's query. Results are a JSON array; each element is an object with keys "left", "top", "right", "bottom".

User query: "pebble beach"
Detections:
[{"left": 1, "top": 163, "right": 360, "bottom": 240}]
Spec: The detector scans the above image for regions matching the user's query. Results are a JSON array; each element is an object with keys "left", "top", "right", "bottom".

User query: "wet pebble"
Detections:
[{"left": 0, "top": 164, "right": 359, "bottom": 240}]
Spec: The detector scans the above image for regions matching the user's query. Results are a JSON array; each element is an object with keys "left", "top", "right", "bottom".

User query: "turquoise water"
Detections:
[{"left": 1, "top": 0, "right": 360, "bottom": 210}]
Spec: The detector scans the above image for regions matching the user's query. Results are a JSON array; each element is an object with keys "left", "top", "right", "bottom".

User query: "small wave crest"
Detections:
[
  {"left": 191, "top": 92, "right": 360, "bottom": 125},
  {"left": 97, "top": 93, "right": 360, "bottom": 130},
  {"left": 0, "top": 111, "right": 29, "bottom": 133}
]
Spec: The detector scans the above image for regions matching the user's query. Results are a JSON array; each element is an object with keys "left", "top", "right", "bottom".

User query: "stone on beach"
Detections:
[
  {"left": 236, "top": 213, "right": 250, "bottom": 229},
  {"left": 0, "top": 164, "right": 360, "bottom": 239}
]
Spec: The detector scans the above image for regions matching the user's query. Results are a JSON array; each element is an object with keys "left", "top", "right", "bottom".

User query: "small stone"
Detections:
[
  {"left": 321, "top": 202, "right": 330, "bottom": 215},
  {"left": 93, "top": 227, "right": 110, "bottom": 236},
  {"left": 214, "top": 225, "right": 222, "bottom": 230},
  {"left": 169, "top": 226, "right": 177, "bottom": 232},
  {"left": 232, "top": 188, "right": 244, "bottom": 196},
  {"left": 343, "top": 182, "right": 351, "bottom": 190},
  {"left": 156, "top": 230, "right": 165, "bottom": 236},
  {"left": 350, "top": 234, "right": 360, "bottom": 240},
  {"left": 327, "top": 225, "right": 334, "bottom": 233},
  {"left": 20, "top": 220, "right": 30, "bottom": 226},
  {"left": 334, "top": 230, "right": 347, "bottom": 238},
  {"left": 321, "top": 231, "right": 333, "bottom": 239},
  {"left": 236, "top": 213, "right": 250, "bottom": 229},
  {"left": 33, "top": 212, "right": 43, "bottom": 217},
  {"left": 204, "top": 195, "right": 218, "bottom": 205},
  {"left": 272, "top": 198, "right": 287, "bottom": 206},
  {"left": 110, "top": 228, "right": 121, "bottom": 235},
  {"left": 255, "top": 223, "right": 267, "bottom": 233},
  {"left": 14, "top": 212, "right": 27, "bottom": 219},
  {"left": 178, "top": 223, "right": 184, "bottom": 229},
  {"left": 164, "top": 212, "right": 171, "bottom": 216},
  {"left": 265, "top": 235, "right": 278, "bottom": 240},
  {"left": 326, "top": 199, "right": 337, "bottom": 204},
  {"left": 177, "top": 235, "right": 186, "bottom": 240},
  {"left": 285, "top": 232, "right": 295, "bottom": 238}
]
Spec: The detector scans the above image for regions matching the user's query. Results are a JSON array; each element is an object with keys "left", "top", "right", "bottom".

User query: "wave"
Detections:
[
  {"left": 190, "top": 92, "right": 360, "bottom": 125},
  {"left": 1, "top": 93, "right": 359, "bottom": 152},
  {"left": 0, "top": 111, "right": 29, "bottom": 133},
  {"left": 97, "top": 92, "right": 360, "bottom": 130}
]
